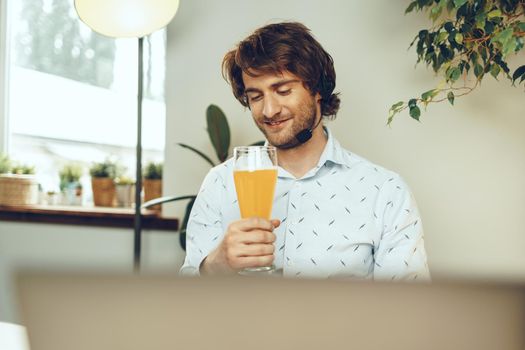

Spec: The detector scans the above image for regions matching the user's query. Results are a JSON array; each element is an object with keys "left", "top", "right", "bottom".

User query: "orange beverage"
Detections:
[{"left": 233, "top": 169, "right": 277, "bottom": 219}]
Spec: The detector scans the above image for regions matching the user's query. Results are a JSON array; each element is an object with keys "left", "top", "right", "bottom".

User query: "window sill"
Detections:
[{"left": 0, "top": 204, "right": 179, "bottom": 231}]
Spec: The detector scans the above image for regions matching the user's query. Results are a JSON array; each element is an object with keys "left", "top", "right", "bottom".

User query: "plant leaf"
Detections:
[
  {"left": 512, "top": 65, "right": 525, "bottom": 82},
  {"left": 250, "top": 140, "right": 266, "bottom": 146},
  {"left": 177, "top": 143, "right": 216, "bottom": 167},
  {"left": 453, "top": 0, "right": 467, "bottom": 8},
  {"left": 405, "top": 1, "right": 417, "bottom": 14},
  {"left": 490, "top": 64, "right": 501, "bottom": 79},
  {"left": 487, "top": 9, "right": 502, "bottom": 18},
  {"left": 448, "top": 67, "right": 461, "bottom": 82},
  {"left": 409, "top": 106, "right": 421, "bottom": 120},
  {"left": 447, "top": 91, "right": 455, "bottom": 105},
  {"left": 421, "top": 89, "right": 438, "bottom": 101},
  {"left": 206, "top": 104, "right": 231, "bottom": 162},
  {"left": 474, "top": 63, "right": 484, "bottom": 78},
  {"left": 391, "top": 101, "right": 404, "bottom": 109}
]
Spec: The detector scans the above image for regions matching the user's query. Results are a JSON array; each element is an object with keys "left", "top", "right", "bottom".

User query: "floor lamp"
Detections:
[{"left": 75, "top": 0, "right": 179, "bottom": 271}]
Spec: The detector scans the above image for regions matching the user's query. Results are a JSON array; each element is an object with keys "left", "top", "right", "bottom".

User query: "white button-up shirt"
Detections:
[{"left": 181, "top": 128, "right": 430, "bottom": 281}]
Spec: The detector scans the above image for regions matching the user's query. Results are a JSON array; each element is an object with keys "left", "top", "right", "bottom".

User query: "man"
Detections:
[{"left": 180, "top": 22, "right": 430, "bottom": 280}]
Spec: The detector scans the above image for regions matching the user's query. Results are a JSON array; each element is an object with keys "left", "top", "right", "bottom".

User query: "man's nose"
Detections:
[{"left": 262, "top": 94, "right": 281, "bottom": 119}]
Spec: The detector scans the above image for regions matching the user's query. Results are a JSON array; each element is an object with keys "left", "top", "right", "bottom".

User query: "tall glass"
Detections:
[{"left": 233, "top": 146, "right": 278, "bottom": 274}]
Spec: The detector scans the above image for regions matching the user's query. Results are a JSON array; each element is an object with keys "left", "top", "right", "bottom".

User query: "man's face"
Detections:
[{"left": 242, "top": 70, "right": 320, "bottom": 149}]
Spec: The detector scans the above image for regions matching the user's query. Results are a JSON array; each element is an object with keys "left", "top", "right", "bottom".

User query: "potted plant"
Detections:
[
  {"left": 0, "top": 154, "right": 39, "bottom": 206},
  {"left": 389, "top": 0, "right": 525, "bottom": 124},
  {"left": 59, "top": 162, "right": 83, "bottom": 206},
  {"left": 89, "top": 159, "right": 120, "bottom": 207},
  {"left": 143, "top": 162, "right": 162, "bottom": 211},
  {"left": 115, "top": 176, "right": 135, "bottom": 208}
]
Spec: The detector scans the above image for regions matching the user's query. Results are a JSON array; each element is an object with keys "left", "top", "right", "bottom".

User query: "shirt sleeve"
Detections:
[
  {"left": 373, "top": 175, "right": 430, "bottom": 282},
  {"left": 179, "top": 168, "right": 226, "bottom": 276}
]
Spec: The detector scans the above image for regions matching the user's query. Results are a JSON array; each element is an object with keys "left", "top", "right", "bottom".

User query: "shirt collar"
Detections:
[
  {"left": 265, "top": 126, "right": 354, "bottom": 179},
  {"left": 314, "top": 126, "right": 354, "bottom": 170}
]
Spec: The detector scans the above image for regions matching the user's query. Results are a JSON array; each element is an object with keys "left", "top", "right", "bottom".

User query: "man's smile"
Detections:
[{"left": 264, "top": 118, "right": 292, "bottom": 129}]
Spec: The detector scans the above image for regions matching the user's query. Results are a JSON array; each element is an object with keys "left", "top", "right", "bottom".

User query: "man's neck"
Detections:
[{"left": 277, "top": 126, "right": 328, "bottom": 179}]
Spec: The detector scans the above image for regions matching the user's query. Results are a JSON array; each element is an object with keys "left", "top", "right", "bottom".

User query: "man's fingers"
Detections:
[
  {"left": 236, "top": 230, "right": 276, "bottom": 244},
  {"left": 237, "top": 243, "right": 275, "bottom": 257},
  {"left": 233, "top": 217, "right": 275, "bottom": 231},
  {"left": 233, "top": 255, "right": 275, "bottom": 269}
]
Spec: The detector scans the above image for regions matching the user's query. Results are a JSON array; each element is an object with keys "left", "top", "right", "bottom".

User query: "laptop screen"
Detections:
[{"left": 16, "top": 273, "right": 525, "bottom": 350}]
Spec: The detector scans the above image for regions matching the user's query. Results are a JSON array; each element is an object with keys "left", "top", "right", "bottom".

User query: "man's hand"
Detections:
[{"left": 200, "top": 217, "right": 280, "bottom": 275}]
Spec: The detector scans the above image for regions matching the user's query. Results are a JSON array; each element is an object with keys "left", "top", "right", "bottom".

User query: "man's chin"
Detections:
[{"left": 266, "top": 135, "right": 300, "bottom": 149}]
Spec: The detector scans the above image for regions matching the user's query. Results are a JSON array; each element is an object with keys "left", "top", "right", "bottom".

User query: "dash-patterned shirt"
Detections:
[{"left": 180, "top": 128, "right": 430, "bottom": 280}]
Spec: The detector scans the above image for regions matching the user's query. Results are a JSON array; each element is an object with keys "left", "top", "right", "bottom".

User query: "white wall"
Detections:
[
  {"left": 0, "top": 222, "right": 185, "bottom": 322},
  {"left": 165, "top": 0, "right": 525, "bottom": 281}
]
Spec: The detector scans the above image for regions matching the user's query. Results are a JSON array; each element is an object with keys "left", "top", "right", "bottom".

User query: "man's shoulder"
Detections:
[
  {"left": 338, "top": 146, "right": 400, "bottom": 183},
  {"left": 203, "top": 157, "right": 234, "bottom": 182}
]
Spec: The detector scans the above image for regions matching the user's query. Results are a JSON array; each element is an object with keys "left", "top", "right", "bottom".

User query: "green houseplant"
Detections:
[
  {"left": 59, "top": 163, "right": 83, "bottom": 205},
  {"left": 89, "top": 159, "right": 120, "bottom": 207},
  {"left": 59, "top": 163, "right": 83, "bottom": 191},
  {"left": 0, "top": 154, "right": 12, "bottom": 174},
  {"left": 389, "top": 0, "right": 525, "bottom": 124},
  {"left": 175, "top": 105, "right": 232, "bottom": 249},
  {"left": 143, "top": 162, "right": 163, "bottom": 211}
]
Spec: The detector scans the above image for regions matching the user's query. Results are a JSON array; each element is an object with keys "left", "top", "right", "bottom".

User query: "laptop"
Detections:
[{"left": 15, "top": 272, "right": 525, "bottom": 350}]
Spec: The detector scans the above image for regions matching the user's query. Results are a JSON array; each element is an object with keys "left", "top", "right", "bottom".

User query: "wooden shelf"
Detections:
[{"left": 0, "top": 204, "right": 179, "bottom": 231}]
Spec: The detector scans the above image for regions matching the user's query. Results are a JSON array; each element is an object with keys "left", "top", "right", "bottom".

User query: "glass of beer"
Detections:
[{"left": 233, "top": 146, "right": 278, "bottom": 274}]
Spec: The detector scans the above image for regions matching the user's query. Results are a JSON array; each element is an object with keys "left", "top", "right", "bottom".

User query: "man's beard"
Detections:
[{"left": 256, "top": 98, "right": 317, "bottom": 150}]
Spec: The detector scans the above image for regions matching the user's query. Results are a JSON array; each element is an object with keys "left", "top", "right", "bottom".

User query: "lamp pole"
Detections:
[
  {"left": 74, "top": 0, "right": 179, "bottom": 272},
  {"left": 133, "top": 37, "right": 144, "bottom": 271}
]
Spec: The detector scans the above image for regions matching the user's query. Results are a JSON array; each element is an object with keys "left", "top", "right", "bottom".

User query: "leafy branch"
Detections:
[{"left": 389, "top": 0, "right": 525, "bottom": 125}]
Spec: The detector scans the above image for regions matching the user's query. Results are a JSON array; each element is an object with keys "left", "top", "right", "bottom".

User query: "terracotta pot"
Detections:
[
  {"left": 144, "top": 179, "right": 162, "bottom": 211},
  {"left": 91, "top": 177, "right": 116, "bottom": 207}
]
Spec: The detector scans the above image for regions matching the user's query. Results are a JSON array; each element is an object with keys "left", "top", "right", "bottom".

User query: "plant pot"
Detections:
[
  {"left": 116, "top": 184, "right": 135, "bottom": 208},
  {"left": 0, "top": 174, "right": 39, "bottom": 206},
  {"left": 62, "top": 182, "right": 82, "bottom": 206},
  {"left": 144, "top": 179, "right": 162, "bottom": 211},
  {"left": 91, "top": 177, "right": 116, "bottom": 207}
]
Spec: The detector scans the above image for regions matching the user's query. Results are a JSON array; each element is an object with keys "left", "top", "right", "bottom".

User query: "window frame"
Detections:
[
  {"left": 0, "top": 0, "right": 11, "bottom": 154},
  {"left": 0, "top": 1, "right": 171, "bottom": 223}
]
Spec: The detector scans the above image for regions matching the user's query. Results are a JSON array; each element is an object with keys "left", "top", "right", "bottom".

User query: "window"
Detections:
[{"left": 2, "top": 0, "right": 166, "bottom": 204}]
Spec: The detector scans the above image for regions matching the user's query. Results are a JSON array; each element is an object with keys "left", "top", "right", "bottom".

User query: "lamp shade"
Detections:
[{"left": 74, "top": 0, "right": 179, "bottom": 38}]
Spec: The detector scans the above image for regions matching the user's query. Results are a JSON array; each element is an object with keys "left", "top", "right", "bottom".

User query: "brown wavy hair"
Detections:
[{"left": 222, "top": 22, "right": 340, "bottom": 119}]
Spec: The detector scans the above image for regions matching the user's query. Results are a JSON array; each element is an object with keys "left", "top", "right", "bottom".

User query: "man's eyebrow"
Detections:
[
  {"left": 270, "top": 79, "right": 301, "bottom": 89},
  {"left": 244, "top": 87, "right": 261, "bottom": 95},
  {"left": 244, "top": 79, "right": 301, "bottom": 94}
]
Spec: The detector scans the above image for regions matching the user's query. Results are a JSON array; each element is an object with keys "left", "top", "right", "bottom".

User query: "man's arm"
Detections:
[
  {"left": 373, "top": 175, "right": 430, "bottom": 281},
  {"left": 179, "top": 170, "right": 225, "bottom": 276}
]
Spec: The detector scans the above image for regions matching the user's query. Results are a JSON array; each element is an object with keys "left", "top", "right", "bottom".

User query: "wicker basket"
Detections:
[{"left": 0, "top": 174, "right": 39, "bottom": 206}]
